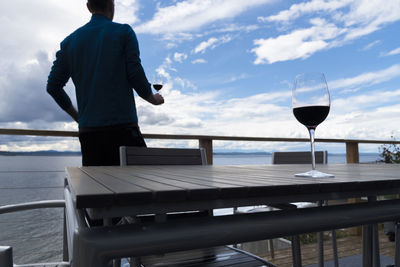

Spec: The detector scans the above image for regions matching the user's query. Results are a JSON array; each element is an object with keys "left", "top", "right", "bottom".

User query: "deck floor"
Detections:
[{"left": 260, "top": 229, "right": 395, "bottom": 267}]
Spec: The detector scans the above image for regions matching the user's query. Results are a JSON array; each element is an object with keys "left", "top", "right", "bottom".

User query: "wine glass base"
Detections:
[{"left": 295, "top": 169, "right": 334, "bottom": 178}]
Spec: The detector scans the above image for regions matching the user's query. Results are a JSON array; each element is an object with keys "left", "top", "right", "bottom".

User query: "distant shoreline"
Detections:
[{"left": 0, "top": 151, "right": 81, "bottom": 156}]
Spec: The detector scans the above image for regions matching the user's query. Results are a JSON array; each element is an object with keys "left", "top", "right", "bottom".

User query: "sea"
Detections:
[{"left": 0, "top": 153, "right": 381, "bottom": 264}]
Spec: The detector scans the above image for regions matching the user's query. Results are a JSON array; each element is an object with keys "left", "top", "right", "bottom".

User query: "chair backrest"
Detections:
[
  {"left": 272, "top": 151, "right": 328, "bottom": 164},
  {"left": 120, "top": 147, "right": 207, "bottom": 166}
]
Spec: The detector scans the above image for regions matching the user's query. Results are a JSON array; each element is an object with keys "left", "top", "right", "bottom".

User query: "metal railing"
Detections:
[
  {"left": 1, "top": 128, "right": 399, "bottom": 165},
  {"left": 1, "top": 128, "right": 400, "bottom": 265},
  {"left": 0, "top": 200, "right": 69, "bottom": 267}
]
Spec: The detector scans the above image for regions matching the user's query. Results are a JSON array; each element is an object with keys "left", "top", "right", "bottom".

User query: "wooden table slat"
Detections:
[
  {"left": 127, "top": 166, "right": 251, "bottom": 188},
  {"left": 101, "top": 167, "right": 220, "bottom": 200},
  {"left": 93, "top": 167, "right": 188, "bottom": 201},
  {"left": 66, "top": 167, "right": 115, "bottom": 208}
]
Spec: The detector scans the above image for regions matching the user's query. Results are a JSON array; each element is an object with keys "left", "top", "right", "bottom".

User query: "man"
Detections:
[{"left": 47, "top": 0, "right": 164, "bottom": 166}]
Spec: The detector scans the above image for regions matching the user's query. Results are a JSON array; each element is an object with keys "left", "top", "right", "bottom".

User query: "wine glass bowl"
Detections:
[
  {"left": 293, "top": 105, "right": 330, "bottom": 130},
  {"left": 292, "top": 73, "right": 334, "bottom": 178},
  {"left": 153, "top": 83, "right": 163, "bottom": 91},
  {"left": 152, "top": 74, "right": 164, "bottom": 92}
]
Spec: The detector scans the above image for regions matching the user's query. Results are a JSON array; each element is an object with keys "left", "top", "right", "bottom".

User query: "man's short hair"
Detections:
[{"left": 88, "top": 0, "right": 109, "bottom": 11}]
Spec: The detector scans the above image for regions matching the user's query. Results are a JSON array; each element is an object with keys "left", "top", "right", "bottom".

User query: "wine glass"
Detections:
[
  {"left": 292, "top": 73, "right": 334, "bottom": 178},
  {"left": 152, "top": 74, "right": 164, "bottom": 92}
]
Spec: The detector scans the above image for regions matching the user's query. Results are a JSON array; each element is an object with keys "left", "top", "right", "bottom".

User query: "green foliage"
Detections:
[{"left": 379, "top": 137, "right": 400, "bottom": 163}]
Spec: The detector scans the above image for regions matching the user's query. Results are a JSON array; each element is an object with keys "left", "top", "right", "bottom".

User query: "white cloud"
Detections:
[
  {"left": 259, "top": 0, "right": 352, "bottom": 23},
  {"left": 252, "top": 18, "right": 343, "bottom": 64},
  {"left": 362, "top": 40, "right": 381, "bottom": 51},
  {"left": 338, "top": 0, "right": 400, "bottom": 29},
  {"left": 382, "top": 47, "right": 400, "bottom": 57},
  {"left": 137, "top": 88, "right": 295, "bottom": 140},
  {"left": 0, "top": 0, "right": 140, "bottom": 150},
  {"left": 0, "top": 0, "right": 140, "bottom": 70},
  {"left": 0, "top": 1, "right": 88, "bottom": 67},
  {"left": 2, "top": 60, "right": 400, "bottom": 152},
  {"left": 332, "top": 89, "right": 400, "bottom": 112},
  {"left": 0, "top": 52, "right": 76, "bottom": 124},
  {"left": 193, "top": 35, "right": 233, "bottom": 54},
  {"left": 135, "top": 65, "right": 400, "bottom": 147},
  {"left": 139, "top": 84, "right": 400, "bottom": 151},
  {"left": 253, "top": 0, "right": 400, "bottom": 64},
  {"left": 191, "top": 59, "right": 207, "bottom": 64},
  {"left": 173, "top": 77, "right": 197, "bottom": 91},
  {"left": 194, "top": 38, "right": 218, "bottom": 54},
  {"left": 223, "top": 74, "right": 249, "bottom": 84},
  {"left": 173, "top": 52, "right": 188, "bottom": 63},
  {"left": 326, "top": 92, "right": 400, "bottom": 140},
  {"left": 114, "top": 0, "right": 140, "bottom": 25},
  {"left": 212, "top": 24, "right": 260, "bottom": 34},
  {"left": 154, "top": 56, "right": 198, "bottom": 94},
  {"left": 135, "top": 0, "right": 273, "bottom": 35},
  {"left": 329, "top": 64, "right": 400, "bottom": 91}
]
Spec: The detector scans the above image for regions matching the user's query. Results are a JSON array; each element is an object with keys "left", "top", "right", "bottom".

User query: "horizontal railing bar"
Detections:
[
  {"left": 0, "top": 128, "right": 399, "bottom": 145},
  {"left": 0, "top": 128, "right": 78, "bottom": 137},
  {"left": 144, "top": 134, "right": 400, "bottom": 144},
  {"left": 0, "top": 200, "right": 65, "bottom": 214},
  {"left": 73, "top": 199, "right": 400, "bottom": 261}
]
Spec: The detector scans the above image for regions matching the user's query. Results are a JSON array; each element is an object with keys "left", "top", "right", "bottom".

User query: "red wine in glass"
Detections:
[
  {"left": 292, "top": 73, "right": 334, "bottom": 178},
  {"left": 153, "top": 84, "right": 163, "bottom": 91},
  {"left": 293, "top": 106, "right": 330, "bottom": 129}
]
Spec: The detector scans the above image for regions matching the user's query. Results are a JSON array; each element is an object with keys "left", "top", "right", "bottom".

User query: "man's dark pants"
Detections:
[{"left": 79, "top": 126, "right": 146, "bottom": 166}]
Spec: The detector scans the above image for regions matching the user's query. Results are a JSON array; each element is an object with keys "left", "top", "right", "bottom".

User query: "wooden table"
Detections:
[{"left": 65, "top": 164, "right": 400, "bottom": 267}]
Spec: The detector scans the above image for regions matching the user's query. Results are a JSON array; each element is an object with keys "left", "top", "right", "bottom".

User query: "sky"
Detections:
[{"left": 0, "top": 0, "right": 400, "bottom": 153}]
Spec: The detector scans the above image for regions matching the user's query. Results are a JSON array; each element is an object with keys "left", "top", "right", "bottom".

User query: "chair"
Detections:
[
  {"left": 272, "top": 151, "right": 338, "bottom": 267},
  {"left": 272, "top": 151, "right": 328, "bottom": 165},
  {"left": 0, "top": 200, "right": 70, "bottom": 267},
  {"left": 119, "top": 146, "right": 208, "bottom": 166},
  {"left": 119, "top": 146, "right": 276, "bottom": 267}
]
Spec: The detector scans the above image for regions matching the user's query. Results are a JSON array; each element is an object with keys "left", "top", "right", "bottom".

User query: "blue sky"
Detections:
[{"left": 0, "top": 0, "right": 399, "bottom": 153}]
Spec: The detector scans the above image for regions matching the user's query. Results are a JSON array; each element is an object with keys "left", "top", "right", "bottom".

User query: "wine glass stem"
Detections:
[{"left": 308, "top": 128, "right": 316, "bottom": 170}]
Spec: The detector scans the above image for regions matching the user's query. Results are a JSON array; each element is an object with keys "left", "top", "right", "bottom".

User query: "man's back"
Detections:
[{"left": 48, "top": 14, "right": 152, "bottom": 128}]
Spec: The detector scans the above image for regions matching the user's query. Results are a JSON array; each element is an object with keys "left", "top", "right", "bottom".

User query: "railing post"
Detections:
[
  {"left": 199, "top": 138, "right": 213, "bottom": 165},
  {"left": 0, "top": 246, "right": 13, "bottom": 267},
  {"left": 346, "top": 141, "right": 362, "bottom": 236},
  {"left": 346, "top": 141, "right": 359, "bottom": 163}
]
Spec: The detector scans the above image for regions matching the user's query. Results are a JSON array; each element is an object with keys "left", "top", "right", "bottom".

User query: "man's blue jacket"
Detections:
[{"left": 47, "top": 14, "right": 152, "bottom": 128}]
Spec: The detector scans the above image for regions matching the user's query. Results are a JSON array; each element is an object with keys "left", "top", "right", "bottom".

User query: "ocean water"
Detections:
[
  {"left": 0, "top": 156, "right": 81, "bottom": 264},
  {"left": 213, "top": 153, "right": 380, "bottom": 165},
  {"left": 0, "top": 153, "right": 381, "bottom": 264}
]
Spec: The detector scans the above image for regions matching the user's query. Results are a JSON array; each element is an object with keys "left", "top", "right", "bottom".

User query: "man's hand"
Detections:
[
  {"left": 146, "top": 93, "right": 164, "bottom": 105},
  {"left": 153, "top": 93, "right": 164, "bottom": 105}
]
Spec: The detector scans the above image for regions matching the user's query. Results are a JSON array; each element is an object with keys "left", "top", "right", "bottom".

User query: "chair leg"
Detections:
[
  {"left": 63, "top": 208, "right": 69, "bottom": 262},
  {"left": 318, "top": 200, "right": 339, "bottom": 267},
  {"left": 103, "top": 218, "right": 122, "bottom": 267},
  {"left": 331, "top": 230, "right": 339, "bottom": 267},
  {"left": 362, "top": 224, "right": 373, "bottom": 267},
  {"left": 291, "top": 235, "right": 302, "bottom": 267},
  {"left": 395, "top": 221, "right": 400, "bottom": 267},
  {"left": 0, "top": 246, "right": 13, "bottom": 267},
  {"left": 317, "top": 200, "right": 324, "bottom": 267},
  {"left": 372, "top": 223, "right": 381, "bottom": 267},
  {"left": 267, "top": 205, "right": 275, "bottom": 259},
  {"left": 130, "top": 257, "right": 142, "bottom": 267},
  {"left": 317, "top": 231, "right": 324, "bottom": 267},
  {"left": 368, "top": 196, "right": 381, "bottom": 267},
  {"left": 268, "top": 239, "right": 275, "bottom": 259}
]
